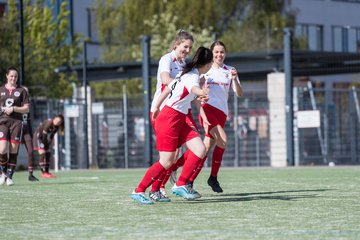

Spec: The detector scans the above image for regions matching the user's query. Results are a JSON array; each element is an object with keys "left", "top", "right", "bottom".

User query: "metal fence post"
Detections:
[
  {"left": 83, "top": 41, "right": 89, "bottom": 168},
  {"left": 142, "top": 36, "right": 153, "bottom": 166},
  {"left": 233, "top": 92, "right": 239, "bottom": 167},
  {"left": 284, "top": 28, "right": 294, "bottom": 166},
  {"left": 19, "top": 0, "right": 25, "bottom": 86},
  {"left": 123, "top": 82, "right": 129, "bottom": 168}
]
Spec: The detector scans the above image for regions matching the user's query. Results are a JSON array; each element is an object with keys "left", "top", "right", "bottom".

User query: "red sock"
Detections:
[
  {"left": 150, "top": 171, "right": 166, "bottom": 192},
  {"left": 135, "top": 162, "right": 165, "bottom": 193},
  {"left": 177, "top": 151, "right": 202, "bottom": 186},
  {"left": 189, "top": 156, "right": 207, "bottom": 182},
  {"left": 211, "top": 146, "right": 225, "bottom": 177},
  {"left": 160, "top": 169, "right": 172, "bottom": 188},
  {"left": 174, "top": 150, "right": 188, "bottom": 170}
]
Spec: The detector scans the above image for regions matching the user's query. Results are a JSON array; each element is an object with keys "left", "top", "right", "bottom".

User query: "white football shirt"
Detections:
[
  {"left": 204, "top": 64, "right": 238, "bottom": 115},
  {"left": 165, "top": 68, "right": 200, "bottom": 114},
  {"left": 150, "top": 50, "right": 185, "bottom": 111}
]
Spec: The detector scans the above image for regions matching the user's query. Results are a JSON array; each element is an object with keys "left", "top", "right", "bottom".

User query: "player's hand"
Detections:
[
  {"left": 202, "top": 117, "right": 211, "bottom": 128},
  {"left": 201, "top": 88, "right": 209, "bottom": 103},
  {"left": 198, "top": 95, "right": 209, "bottom": 103},
  {"left": 230, "top": 68, "right": 238, "bottom": 80},
  {"left": 152, "top": 108, "right": 160, "bottom": 120},
  {"left": 3, "top": 106, "right": 14, "bottom": 115}
]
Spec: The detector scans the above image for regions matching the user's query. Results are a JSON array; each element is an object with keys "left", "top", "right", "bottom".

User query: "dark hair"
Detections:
[
  {"left": 172, "top": 29, "right": 194, "bottom": 50},
  {"left": 54, "top": 114, "right": 65, "bottom": 133},
  {"left": 6, "top": 66, "right": 19, "bottom": 75},
  {"left": 210, "top": 41, "right": 226, "bottom": 52},
  {"left": 180, "top": 47, "right": 213, "bottom": 77}
]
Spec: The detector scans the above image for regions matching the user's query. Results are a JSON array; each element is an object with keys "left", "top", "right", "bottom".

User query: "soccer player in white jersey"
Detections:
[
  {"left": 147, "top": 30, "right": 194, "bottom": 202},
  {"left": 131, "top": 47, "right": 213, "bottom": 205},
  {"left": 170, "top": 41, "right": 244, "bottom": 194},
  {"left": 192, "top": 40, "right": 244, "bottom": 192}
]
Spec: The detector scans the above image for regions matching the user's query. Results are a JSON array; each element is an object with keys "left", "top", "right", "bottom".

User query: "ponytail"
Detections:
[{"left": 180, "top": 47, "right": 213, "bottom": 77}]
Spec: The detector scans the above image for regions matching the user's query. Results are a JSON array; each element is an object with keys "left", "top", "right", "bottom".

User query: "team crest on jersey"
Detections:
[
  {"left": 0, "top": 132, "right": 3, "bottom": 138},
  {"left": 5, "top": 98, "right": 14, "bottom": 107},
  {"left": 22, "top": 114, "right": 28, "bottom": 121},
  {"left": 14, "top": 91, "right": 20, "bottom": 97}
]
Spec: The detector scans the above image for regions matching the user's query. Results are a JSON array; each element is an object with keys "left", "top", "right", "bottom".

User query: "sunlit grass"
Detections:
[{"left": 1, "top": 167, "right": 359, "bottom": 239}]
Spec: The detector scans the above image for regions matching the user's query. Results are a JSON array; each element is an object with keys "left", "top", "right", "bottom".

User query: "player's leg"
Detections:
[
  {"left": 44, "top": 151, "right": 56, "bottom": 178},
  {"left": 0, "top": 138, "right": 9, "bottom": 185},
  {"left": 131, "top": 151, "right": 174, "bottom": 204},
  {"left": 5, "top": 120, "right": 23, "bottom": 186},
  {"left": 37, "top": 149, "right": 48, "bottom": 178},
  {"left": 146, "top": 111, "right": 170, "bottom": 201},
  {"left": 5, "top": 141, "right": 20, "bottom": 186},
  {"left": 24, "top": 133, "right": 38, "bottom": 181},
  {"left": 188, "top": 136, "right": 215, "bottom": 183},
  {"left": 172, "top": 136, "right": 206, "bottom": 200},
  {"left": 33, "top": 131, "right": 49, "bottom": 178},
  {"left": 207, "top": 125, "right": 227, "bottom": 193},
  {"left": 158, "top": 148, "right": 188, "bottom": 191}
]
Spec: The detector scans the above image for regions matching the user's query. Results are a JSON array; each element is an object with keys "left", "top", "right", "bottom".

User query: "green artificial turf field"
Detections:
[{"left": 1, "top": 167, "right": 359, "bottom": 240}]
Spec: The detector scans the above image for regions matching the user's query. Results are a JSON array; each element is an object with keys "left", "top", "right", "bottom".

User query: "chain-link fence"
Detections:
[
  {"left": 17, "top": 84, "right": 360, "bottom": 170},
  {"left": 295, "top": 85, "right": 360, "bottom": 165}
]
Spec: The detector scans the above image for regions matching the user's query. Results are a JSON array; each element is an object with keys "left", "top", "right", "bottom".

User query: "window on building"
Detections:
[
  {"left": 332, "top": 26, "right": 360, "bottom": 52},
  {"left": 295, "top": 24, "right": 323, "bottom": 51},
  {"left": 87, "top": 8, "right": 99, "bottom": 43}
]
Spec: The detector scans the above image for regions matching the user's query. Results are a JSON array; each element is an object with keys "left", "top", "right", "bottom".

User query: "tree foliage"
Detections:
[
  {"left": 92, "top": 0, "right": 298, "bottom": 97},
  {"left": 0, "top": 0, "right": 82, "bottom": 98}
]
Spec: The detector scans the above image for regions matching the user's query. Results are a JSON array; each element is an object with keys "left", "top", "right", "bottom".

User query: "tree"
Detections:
[
  {"left": 0, "top": 0, "right": 82, "bottom": 98},
  {"left": 0, "top": 0, "right": 19, "bottom": 78},
  {"left": 92, "top": 0, "right": 299, "bottom": 97},
  {"left": 93, "top": 0, "right": 215, "bottom": 96}
]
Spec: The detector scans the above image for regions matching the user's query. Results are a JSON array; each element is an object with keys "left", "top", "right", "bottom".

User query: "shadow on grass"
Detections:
[
  {"left": 218, "top": 188, "right": 334, "bottom": 197},
  {"left": 181, "top": 188, "right": 334, "bottom": 204}
]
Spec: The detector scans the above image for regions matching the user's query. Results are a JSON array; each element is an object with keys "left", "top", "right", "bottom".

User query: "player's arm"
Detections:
[
  {"left": 191, "top": 85, "right": 209, "bottom": 99},
  {"left": 160, "top": 72, "right": 174, "bottom": 86},
  {"left": 193, "top": 99, "right": 211, "bottom": 127},
  {"left": 151, "top": 86, "right": 171, "bottom": 120},
  {"left": 4, "top": 103, "right": 29, "bottom": 115},
  {"left": 40, "top": 121, "right": 52, "bottom": 144},
  {"left": 49, "top": 127, "right": 59, "bottom": 142},
  {"left": 231, "top": 68, "right": 244, "bottom": 97},
  {"left": 13, "top": 103, "right": 30, "bottom": 114}
]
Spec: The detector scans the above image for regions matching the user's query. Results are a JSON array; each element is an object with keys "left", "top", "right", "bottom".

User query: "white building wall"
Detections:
[{"left": 267, "top": 73, "right": 288, "bottom": 167}]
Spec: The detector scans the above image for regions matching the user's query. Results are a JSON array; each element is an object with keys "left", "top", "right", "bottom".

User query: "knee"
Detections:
[
  {"left": 195, "top": 145, "right": 207, "bottom": 159},
  {"left": 159, "top": 159, "right": 174, "bottom": 170},
  {"left": 216, "top": 136, "right": 227, "bottom": 149},
  {"left": 0, "top": 153, "right": 8, "bottom": 164}
]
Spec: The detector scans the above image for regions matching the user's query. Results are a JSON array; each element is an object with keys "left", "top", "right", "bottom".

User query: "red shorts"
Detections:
[
  {"left": 185, "top": 109, "right": 200, "bottom": 133},
  {"left": 199, "top": 104, "right": 227, "bottom": 138},
  {"left": 155, "top": 106, "right": 199, "bottom": 152}
]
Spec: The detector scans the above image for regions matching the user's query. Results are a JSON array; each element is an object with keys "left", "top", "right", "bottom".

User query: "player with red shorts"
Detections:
[
  {"left": 131, "top": 46, "right": 213, "bottom": 205},
  {"left": 169, "top": 41, "right": 244, "bottom": 193},
  {"left": 148, "top": 30, "right": 194, "bottom": 201}
]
